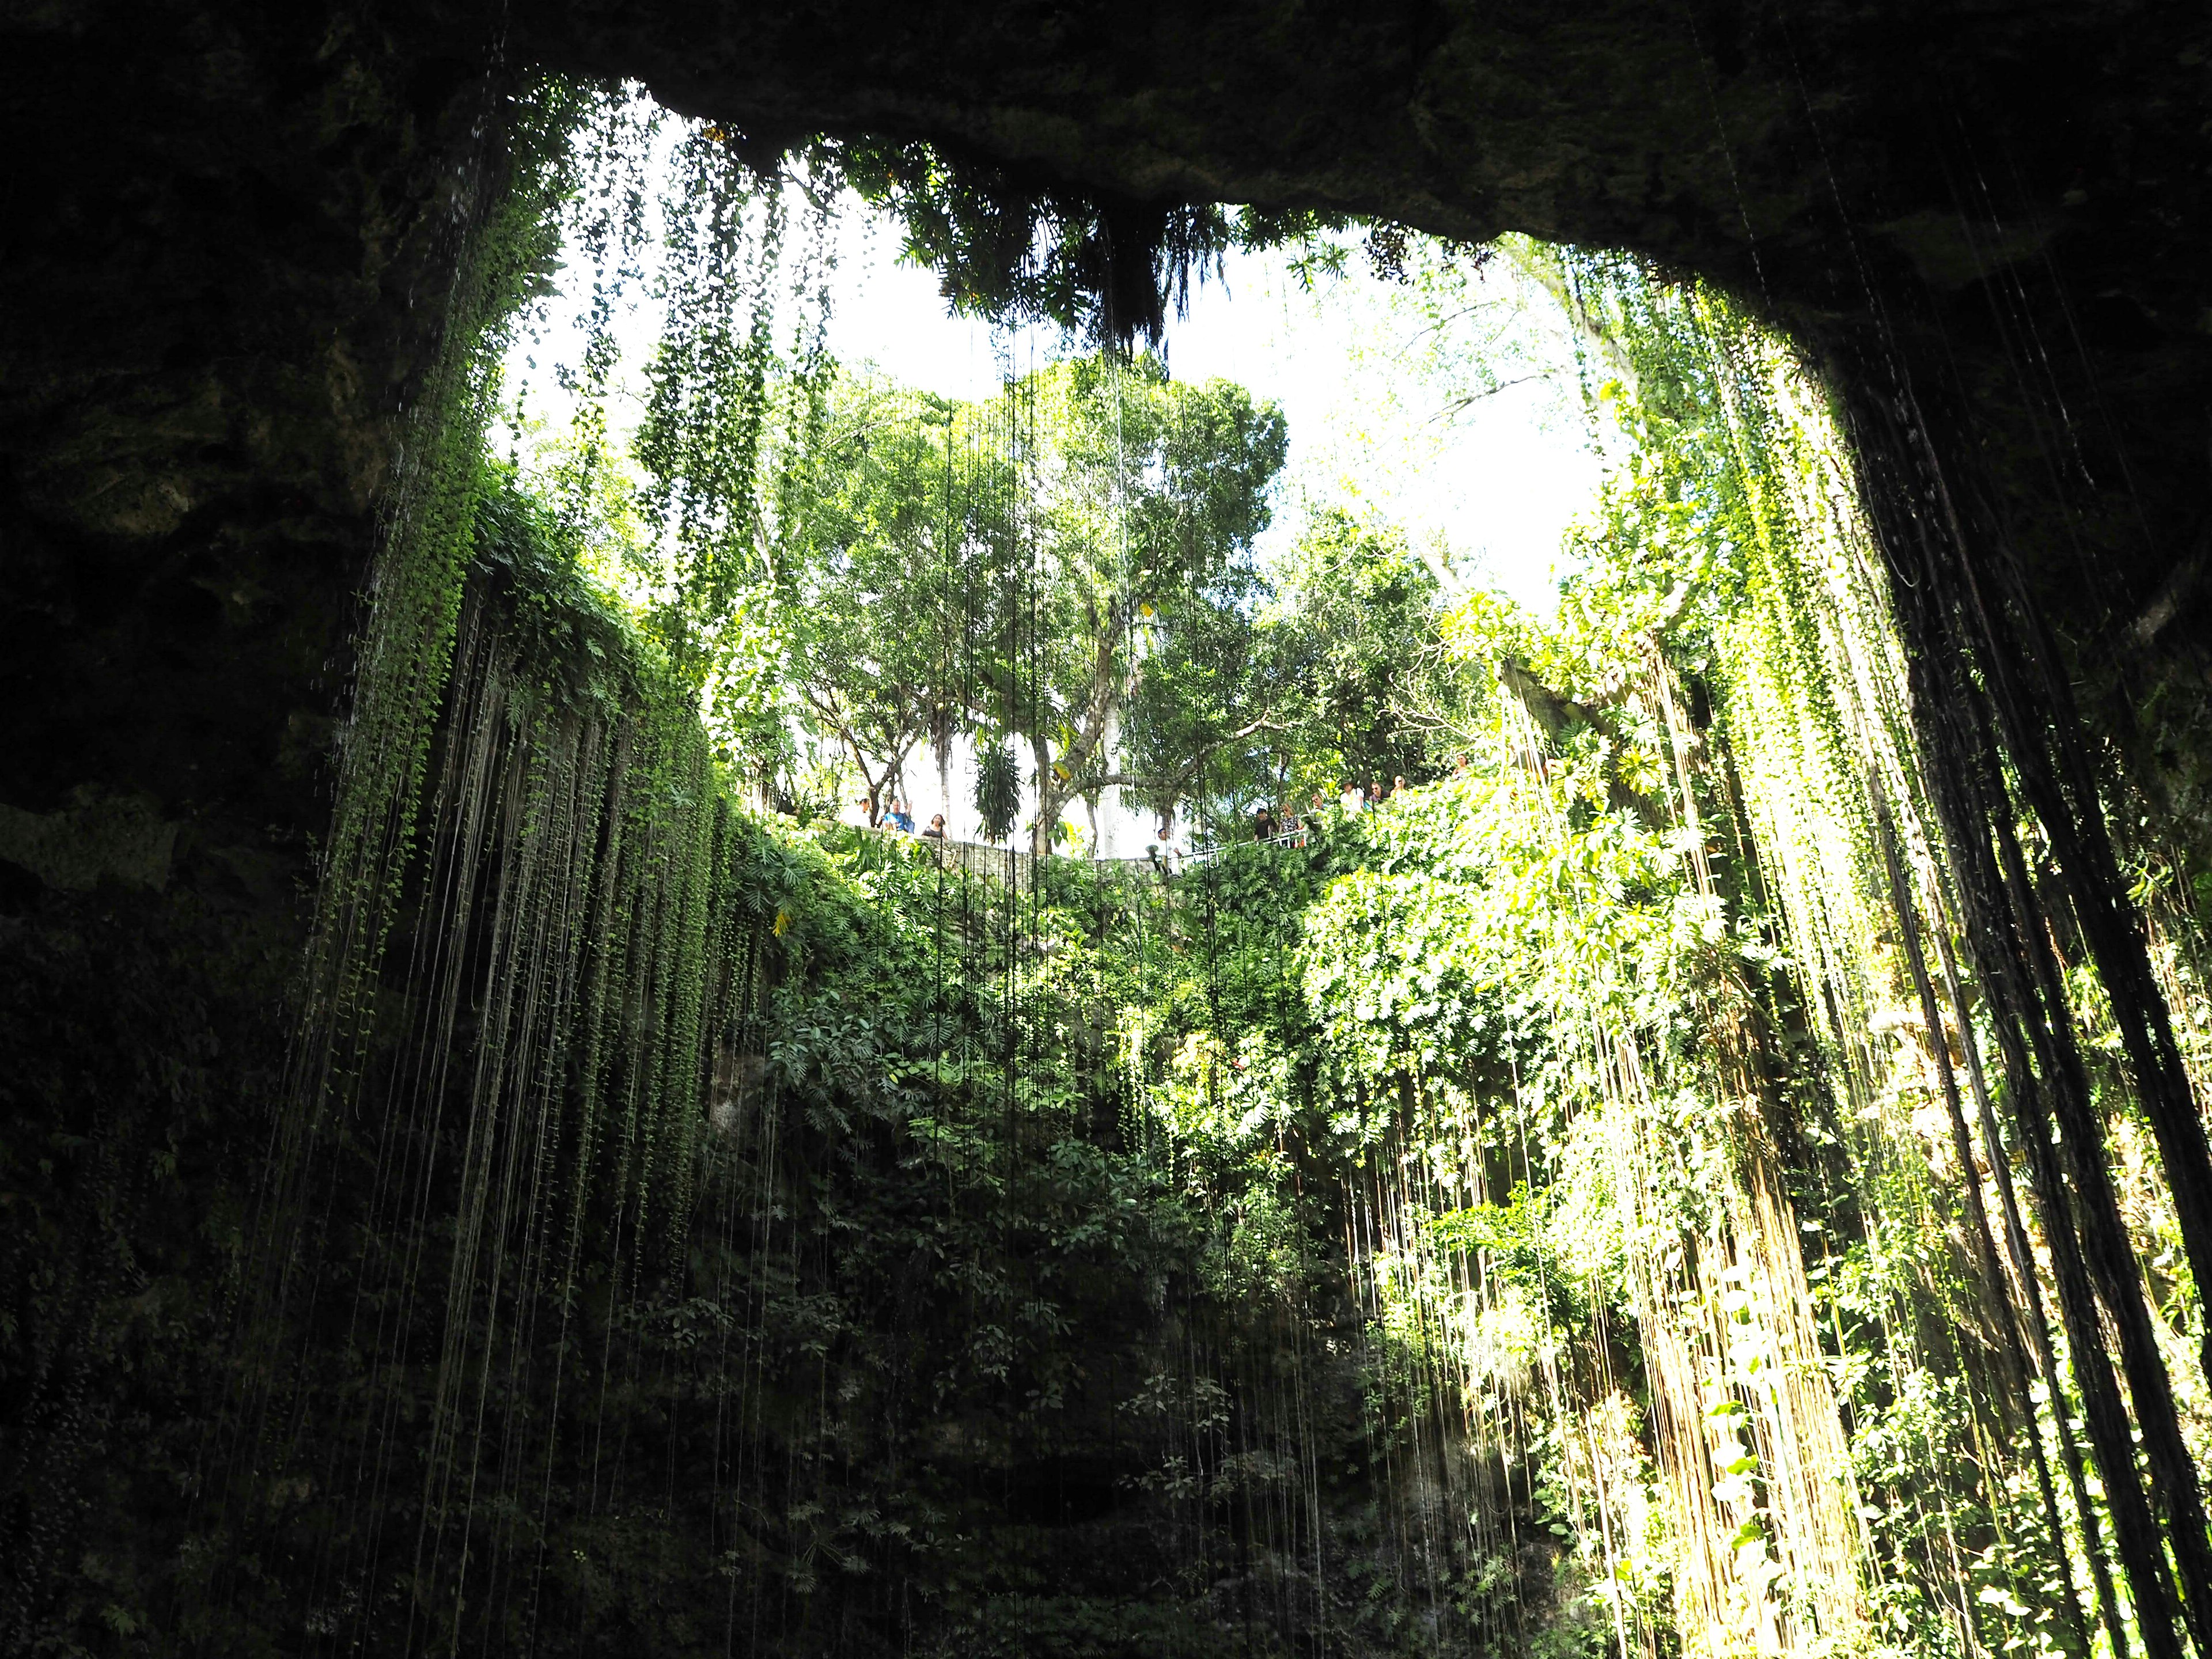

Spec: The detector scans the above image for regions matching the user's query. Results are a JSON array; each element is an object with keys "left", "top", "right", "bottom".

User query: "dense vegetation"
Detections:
[{"left": 9, "top": 74, "right": 2212, "bottom": 1659}]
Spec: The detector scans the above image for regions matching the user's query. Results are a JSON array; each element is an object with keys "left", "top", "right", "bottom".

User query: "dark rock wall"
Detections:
[
  {"left": 0, "top": 0, "right": 493, "bottom": 872},
  {"left": 0, "top": 5, "right": 499, "bottom": 1639}
]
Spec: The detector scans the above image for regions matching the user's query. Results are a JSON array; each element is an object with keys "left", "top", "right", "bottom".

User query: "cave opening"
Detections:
[{"left": 5, "top": 10, "right": 2212, "bottom": 1659}]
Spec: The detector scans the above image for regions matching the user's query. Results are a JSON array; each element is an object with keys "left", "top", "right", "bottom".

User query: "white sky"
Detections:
[
  {"left": 505, "top": 150, "right": 1612, "bottom": 851},
  {"left": 812, "top": 212, "right": 1604, "bottom": 611}
]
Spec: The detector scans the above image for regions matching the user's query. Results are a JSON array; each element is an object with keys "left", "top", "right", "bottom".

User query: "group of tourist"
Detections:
[
  {"left": 859, "top": 771, "right": 1430, "bottom": 863},
  {"left": 861, "top": 797, "right": 948, "bottom": 839},
  {"left": 1146, "top": 772, "right": 1426, "bottom": 869},
  {"left": 1296, "top": 774, "right": 1410, "bottom": 823},
  {"left": 1245, "top": 773, "right": 1412, "bottom": 840}
]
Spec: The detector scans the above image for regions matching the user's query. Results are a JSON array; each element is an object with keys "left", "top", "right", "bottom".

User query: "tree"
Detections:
[
  {"left": 772, "top": 375, "right": 1017, "bottom": 823},
  {"left": 769, "top": 353, "right": 1286, "bottom": 849},
  {"left": 1245, "top": 509, "right": 1461, "bottom": 808},
  {"left": 1007, "top": 354, "right": 1286, "bottom": 849}
]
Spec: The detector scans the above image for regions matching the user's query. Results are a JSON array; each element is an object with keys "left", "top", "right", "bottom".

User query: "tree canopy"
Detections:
[{"left": 734, "top": 353, "right": 1289, "bottom": 844}]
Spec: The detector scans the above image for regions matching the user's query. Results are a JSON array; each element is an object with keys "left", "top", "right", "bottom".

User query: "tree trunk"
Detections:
[{"left": 1031, "top": 618, "right": 1123, "bottom": 854}]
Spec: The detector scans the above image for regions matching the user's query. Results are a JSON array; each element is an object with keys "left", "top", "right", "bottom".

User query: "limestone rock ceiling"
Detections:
[{"left": 480, "top": 0, "right": 2196, "bottom": 315}]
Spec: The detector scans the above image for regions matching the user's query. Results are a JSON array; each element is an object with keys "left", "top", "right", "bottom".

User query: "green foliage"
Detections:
[
  {"left": 471, "top": 466, "right": 647, "bottom": 713},
  {"left": 974, "top": 736, "right": 1021, "bottom": 843},
  {"left": 1248, "top": 508, "right": 1467, "bottom": 802},
  {"left": 729, "top": 352, "right": 1288, "bottom": 844},
  {"left": 822, "top": 138, "right": 1419, "bottom": 347},
  {"left": 827, "top": 135, "right": 1237, "bottom": 344}
]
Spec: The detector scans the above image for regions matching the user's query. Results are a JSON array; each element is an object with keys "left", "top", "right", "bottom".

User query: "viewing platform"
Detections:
[{"left": 840, "top": 822, "right": 1315, "bottom": 885}]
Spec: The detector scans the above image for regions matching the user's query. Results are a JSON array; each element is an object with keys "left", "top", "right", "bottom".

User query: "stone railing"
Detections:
[
  {"left": 1180, "top": 827, "right": 1310, "bottom": 868},
  {"left": 844, "top": 825, "right": 1159, "bottom": 887},
  {"left": 843, "top": 823, "right": 1315, "bottom": 884}
]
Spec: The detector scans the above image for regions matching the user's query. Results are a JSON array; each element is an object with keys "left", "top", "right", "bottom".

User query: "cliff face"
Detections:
[{"left": 0, "top": 1, "right": 495, "bottom": 918}]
